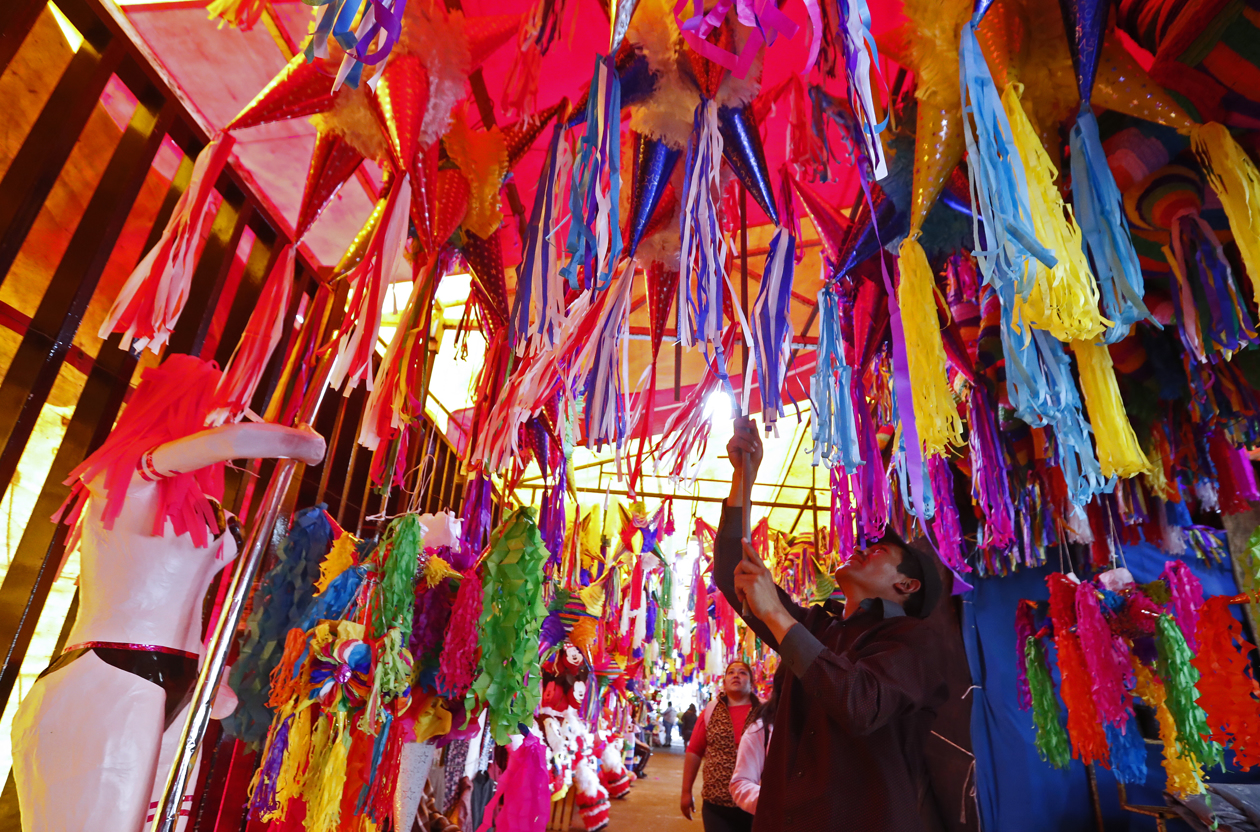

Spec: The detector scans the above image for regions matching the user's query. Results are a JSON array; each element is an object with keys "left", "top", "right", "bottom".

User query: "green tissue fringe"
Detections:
[
  {"left": 374, "top": 514, "right": 423, "bottom": 640},
  {"left": 1243, "top": 527, "right": 1260, "bottom": 624},
  {"left": 1026, "top": 636, "right": 1072, "bottom": 769},
  {"left": 1156, "top": 613, "right": 1223, "bottom": 770},
  {"left": 468, "top": 507, "right": 550, "bottom": 744}
]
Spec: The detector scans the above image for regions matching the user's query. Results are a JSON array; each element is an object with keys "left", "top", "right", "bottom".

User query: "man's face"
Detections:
[
  {"left": 723, "top": 663, "right": 752, "bottom": 698},
  {"left": 835, "top": 542, "right": 913, "bottom": 603}
]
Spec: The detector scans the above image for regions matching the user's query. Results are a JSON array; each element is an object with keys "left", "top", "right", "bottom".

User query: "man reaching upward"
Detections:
[{"left": 717, "top": 417, "right": 948, "bottom": 832}]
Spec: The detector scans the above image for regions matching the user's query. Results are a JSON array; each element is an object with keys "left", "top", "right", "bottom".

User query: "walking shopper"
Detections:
[
  {"left": 680, "top": 662, "right": 758, "bottom": 832},
  {"left": 679, "top": 704, "right": 697, "bottom": 746},
  {"left": 662, "top": 702, "right": 678, "bottom": 746},
  {"left": 718, "top": 417, "right": 948, "bottom": 832}
]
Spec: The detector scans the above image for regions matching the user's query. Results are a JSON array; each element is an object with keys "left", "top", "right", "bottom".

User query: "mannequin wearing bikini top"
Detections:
[{"left": 11, "top": 422, "right": 325, "bottom": 832}]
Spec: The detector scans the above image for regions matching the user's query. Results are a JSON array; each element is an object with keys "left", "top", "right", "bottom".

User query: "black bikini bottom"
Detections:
[{"left": 39, "top": 641, "right": 199, "bottom": 730}]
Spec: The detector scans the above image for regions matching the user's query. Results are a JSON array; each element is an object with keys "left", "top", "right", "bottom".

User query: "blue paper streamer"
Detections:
[
  {"left": 1069, "top": 106, "right": 1151, "bottom": 342},
  {"left": 562, "top": 55, "right": 622, "bottom": 292},
  {"left": 809, "top": 282, "right": 864, "bottom": 472},
  {"left": 959, "top": 19, "right": 1056, "bottom": 288},
  {"left": 750, "top": 228, "right": 796, "bottom": 427}
]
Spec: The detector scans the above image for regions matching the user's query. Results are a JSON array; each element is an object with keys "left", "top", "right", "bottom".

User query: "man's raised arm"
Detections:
[{"left": 714, "top": 417, "right": 805, "bottom": 649}]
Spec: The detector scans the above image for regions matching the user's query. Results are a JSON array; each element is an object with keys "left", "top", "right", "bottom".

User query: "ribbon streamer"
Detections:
[
  {"left": 512, "top": 123, "right": 573, "bottom": 354},
  {"left": 750, "top": 228, "right": 797, "bottom": 429},
  {"left": 810, "top": 281, "right": 863, "bottom": 471},
  {"left": 678, "top": 100, "right": 730, "bottom": 374},
  {"left": 1069, "top": 105, "right": 1150, "bottom": 341},
  {"left": 562, "top": 55, "right": 622, "bottom": 292}
]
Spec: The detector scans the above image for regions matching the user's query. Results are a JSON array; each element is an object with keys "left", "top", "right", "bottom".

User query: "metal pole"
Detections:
[{"left": 150, "top": 349, "right": 335, "bottom": 832}]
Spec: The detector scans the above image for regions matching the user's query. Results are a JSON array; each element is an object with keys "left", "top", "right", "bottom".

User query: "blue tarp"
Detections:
[{"left": 963, "top": 539, "right": 1257, "bottom": 831}]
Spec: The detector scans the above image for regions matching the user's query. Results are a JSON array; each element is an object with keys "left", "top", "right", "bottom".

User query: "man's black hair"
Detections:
[{"left": 874, "top": 529, "right": 943, "bottom": 619}]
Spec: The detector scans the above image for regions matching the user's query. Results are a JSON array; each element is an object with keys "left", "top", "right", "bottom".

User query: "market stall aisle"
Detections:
[{"left": 604, "top": 744, "right": 698, "bottom": 832}]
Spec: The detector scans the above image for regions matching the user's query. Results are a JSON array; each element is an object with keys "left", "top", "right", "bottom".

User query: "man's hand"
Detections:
[
  {"left": 726, "top": 417, "right": 764, "bottom": 478},
  {"left": 733, "top": 541, "right": 796, "bottom": 641},
  {"left": 681, "top": 791, "right": 695, "bottom": 820}
]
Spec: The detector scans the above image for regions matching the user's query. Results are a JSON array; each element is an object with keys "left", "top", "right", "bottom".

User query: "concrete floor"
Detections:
[{"left": 605, "top": 741, "right": 702, "bottom": 832}]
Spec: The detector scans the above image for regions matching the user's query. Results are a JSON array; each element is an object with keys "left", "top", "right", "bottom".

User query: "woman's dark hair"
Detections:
[{"left": 751, "top": 666, "right": 784, "bottom": 732}]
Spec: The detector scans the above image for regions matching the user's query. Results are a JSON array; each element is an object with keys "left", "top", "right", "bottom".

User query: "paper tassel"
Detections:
[
  {"left": 810, "top": 282, "right": 863, "bottom": 471},
  {"left": 375, "top": 514, "right": 424, "bottom": 639},
  {"left": 1003, "top": 85, "right": 1108, "bottom": 344},
  {"left": 225, "top": 507, "right": 333, "bottom": 744},
  {"left": 1048, "top": 574, "right": 1111, "bottom": 764},
  {"left": 928, "top": 455, "right": 965, "bottom": 573},
  {"left": 1161, "top": 560, "right": 1204, "bottom": 651},
  {"left": 750, "top": 228, "right": 796, "bottom": 428},
  {"left": 98, "top": 134, "right": 236, "bottom": 354},
  {"left": 1134, "top": 659, "right": 1204, "bottom": 797},
  {"left": 968, "top": 384, "right": 1015, "bottom": 550},
  {"left": 1191, "top": 596, "right": 1260, "bottom": 769},
  {"left": 678, "top": 100, "right": 729, "bottom": 362},
  {"left": 248, "top": 711, "right": 290, "bottom": 818},
  {"left": 1106, "top": 714, "right": 1149, "bottom": 785},
  {"left": 959, "top": 22, "right": 1055, "bottom": 287},
  {"left": 437, "top": 570, "right": 484, "bottom": 699},
  {"left": 1191, "top": 123, "right": 1260, "bottom": 303},
  {"left": 1075, "top": 580, "right": 1130, "bottom": 726},
  {"left": 1068, "top": 105, "right": 1149, "bottom": 340},
  {"left": 896, "top": 236, "right": 962, "bottom": 457},
  {"left": 1156, "top": 613, "right": 1223, "bottom": 770},
  {"left": 305, "top": 715, "right": 351, "bottom": 831},
  {"left": 581, "top": 269, "right": 633, "bottom": 455},
  {"left": 836, "top": 0, "right": 886, "bottom": 178},
  {"left": 997, "top": 287, "right": 1106, "bottom": 505},
  {"left": 328, "top": 175, "right": 412, "bottom": 392},
  {"left": 1070, "top": 339, "right": 1149, "bottom": 479},
  {"left": 562, "top": 55, "right": 622, "bottom": 291},
  {"left": 1026, "top": 636, "right": 1071, "bottom": 768},
  {"left": 358, "top": 264, "right": 427, "bottom": 457},
  {"left": 317, "top": 531, "right": 360, "bottom": 593},
  {"left": 513, "top": 123, "right": 572, "bottom": 353},
  {"left": 468, "top": 508, "right": 550, "bottom": 744},
  {"left": 210, "top": 244, "right": 293, "bottom": 425}
]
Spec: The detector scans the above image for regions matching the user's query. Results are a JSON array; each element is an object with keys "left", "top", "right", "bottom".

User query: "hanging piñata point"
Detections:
[{"left": 1059, "top": 0, "right": 1151, "bottom": 340}]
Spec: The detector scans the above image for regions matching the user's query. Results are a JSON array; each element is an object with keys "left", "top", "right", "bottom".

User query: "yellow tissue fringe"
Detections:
[
  {"left": 316, "top": 532, "right": 359, "bottom": 594},
  {"left": 275, "top": 703, "right": 314, "bottom": 809},
  {"left": 423, "top": 553, "right": 462, "bottom": 587},
  {"left": 304, "top": 714, "right": 350, "bottom": 832},
  {"left": 1192, "top": 122, "right": 1260, "bottom": 306},
  {"left": 897, "top": 236, "right": 963, "bottom": 457},
  {"left": 1071, "top": 339, "right": 1150, "bottom": 478},
  {"left": 446, "top": 109, "right": 508, "bottom": 240},
  {"left": 1134, "top": 660, "right": 1204, "bottom": 797},
  {"left": 1143, "top": 442, "right": 1169, "bottom": 497},
  {"left": 1003, "top": 84, "right": 1110, "bottom": 343},
  {"left": 899, "top": 0, "right": 970, "bottom": 110}
]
